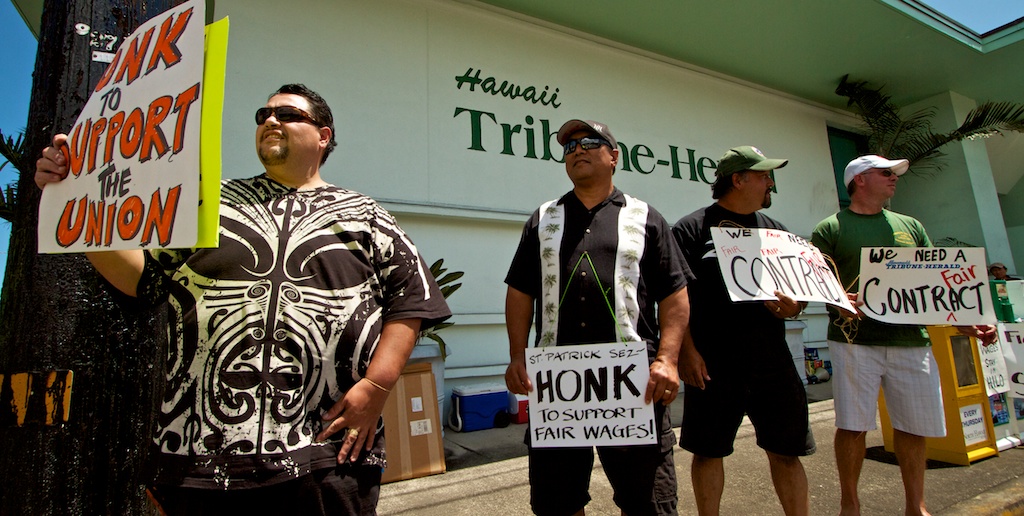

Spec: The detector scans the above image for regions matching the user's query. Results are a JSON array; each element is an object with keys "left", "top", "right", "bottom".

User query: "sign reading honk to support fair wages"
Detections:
[
  {"left": 858, "top": 247, "right": 995, "bottom": 325},
  {"left": 710, "top": 227, "right": 855, "bottom": 312},
  {"left": 525, "top": 342, "right": 655, "bottom": 448}
]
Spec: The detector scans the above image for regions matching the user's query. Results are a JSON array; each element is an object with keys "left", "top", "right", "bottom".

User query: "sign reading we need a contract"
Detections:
[
  {"left": 38, "top": 0, "right": 207, "bottom": 253},
  {"left": 710, "top": 227, "right": 855, "bottom": 312},
  {"left": 858, "top": 247, "right": 995, "bottom": 326},
  {"left": 525, "top": 342, "right": 655, "bottom": 448}
]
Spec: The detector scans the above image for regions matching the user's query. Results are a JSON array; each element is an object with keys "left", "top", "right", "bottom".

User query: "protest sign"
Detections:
[
  {"left": 980, "top": 324, "right": 1012, "bottom": 396},
  {"left": 525, "top": 342, "right": 655, "bottom": 447},
  {"left": 857, "top": 247, "right": 995, "bottom": 325},
  {"left": 999, "top": 322, "right": 1024, "bottom": 398},
  {"left": 710, "top": 227, "right": 855, "bottom": 312},
  {"left": 38, "top": 0, "right": 216, "bottom": 253}
]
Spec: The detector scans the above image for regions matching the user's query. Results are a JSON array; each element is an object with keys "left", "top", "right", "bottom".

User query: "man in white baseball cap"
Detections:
[
  {"left": 842, "top": 155, "right": 909, "bottom": 188},
  {"left": 812, "top": 154, "right": 995, "bottom": 516}
]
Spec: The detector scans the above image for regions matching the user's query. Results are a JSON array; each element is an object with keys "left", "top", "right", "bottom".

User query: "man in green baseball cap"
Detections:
[
  {"left": 712, "top": 145, "right": 788, "bottom": 208},
  {"left": 673, "top": 145, "right": 813, "bottom": 516}
]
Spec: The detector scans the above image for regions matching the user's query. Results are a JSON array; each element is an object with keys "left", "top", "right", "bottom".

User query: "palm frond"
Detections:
[
  {"left": 934, "top": 236, "right": 978, "bottom": 247},
  {"left": 951, "top": 101, "right": 1024, "bottom": 140},
  {"left": 0, "top": 129, "right": 29, "bottom": 222},
  {"left": 836, "top": 75, "right": 1024, "bottom": 175},
  {"left": 0, "top": 129, "right": 31, "bottom": 176},
  {"left": 0, "top": 170, "right": 16, "bottom": 222}
]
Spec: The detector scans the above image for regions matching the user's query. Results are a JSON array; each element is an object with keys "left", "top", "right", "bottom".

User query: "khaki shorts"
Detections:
[{"left": 828, "top": 340, "right": 945, "bottom": 437}]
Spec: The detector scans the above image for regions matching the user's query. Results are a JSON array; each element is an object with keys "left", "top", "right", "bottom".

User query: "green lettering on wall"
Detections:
[
  {"left": 668, "top": 146, "right": 696, "bottom": 181},
  {"left": 631, "top": 144, "right": 655, "bottom": 175},
  {"left": 453, "top": 107, "right": 497, "bottom": 151},
  {"left": 540, "top": 118, "right": 561, "bottom": 162},
  {"left": 696, "top": 156, "right": 716, "bottom": 184},
  {"left": 501, "top": 123, "right": 522, "bottom": 156}
]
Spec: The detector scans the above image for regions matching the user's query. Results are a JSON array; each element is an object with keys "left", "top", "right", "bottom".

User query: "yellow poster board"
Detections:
[{"left": 196, "top": 16, "right": 229, "bottom": 247}]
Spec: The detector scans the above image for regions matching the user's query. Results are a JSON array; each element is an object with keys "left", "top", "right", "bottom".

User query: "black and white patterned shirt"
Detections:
[{"left": 139, "top": 174, "right": 450, "bottom": 489}]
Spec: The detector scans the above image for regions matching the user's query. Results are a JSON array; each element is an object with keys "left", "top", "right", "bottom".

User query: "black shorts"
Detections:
[
  {"left": 526, "top": 403, "right": 678, "bottom": 516},
  {"left": 680, "top": 347, "right": 815, "bottom": 458},
  {"left": 150, "top": 463, "right": 382, "bottom": 516}
]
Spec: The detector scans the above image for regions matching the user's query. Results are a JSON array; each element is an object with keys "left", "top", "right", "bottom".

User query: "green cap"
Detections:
[{"left": 715, "top": 146, "right": 788, "bottom": 178}]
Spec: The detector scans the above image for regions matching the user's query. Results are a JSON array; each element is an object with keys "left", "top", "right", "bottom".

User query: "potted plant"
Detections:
[
  {"left": 418, "top": 258, "right": 463, "bottom": 359},
  {"left": 410, "top": 258, "right": 463, "bottom": 421}
]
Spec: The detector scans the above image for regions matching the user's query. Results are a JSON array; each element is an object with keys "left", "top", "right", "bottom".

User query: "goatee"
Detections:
[{"left": 259, "top": 146, "right": 288, "bottom": 166}]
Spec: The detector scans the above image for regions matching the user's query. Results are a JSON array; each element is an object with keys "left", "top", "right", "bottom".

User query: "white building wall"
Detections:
[{"left": 212, "top": 0, "right": 858, "bottom": 406}]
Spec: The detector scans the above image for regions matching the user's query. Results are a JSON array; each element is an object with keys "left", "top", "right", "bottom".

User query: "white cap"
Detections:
[{"left": 844, "top": 155, "right": 910, "bottom": 187}]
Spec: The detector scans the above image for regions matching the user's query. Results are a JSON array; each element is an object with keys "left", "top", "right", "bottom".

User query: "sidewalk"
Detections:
[{"left": 379, "top": 383, "right": 1024, "bottom": 515}]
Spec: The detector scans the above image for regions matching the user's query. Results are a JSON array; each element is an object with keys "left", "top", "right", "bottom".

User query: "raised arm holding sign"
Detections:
[
  {"left": 34, "top": 4, "right": 453, "bottom": 510},
  {"left": 37, "top": 1, "right": 205, "bottom": 254}
]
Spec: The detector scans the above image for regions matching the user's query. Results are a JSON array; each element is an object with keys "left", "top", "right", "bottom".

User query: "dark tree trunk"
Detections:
[{"left": 0, "top": 1, "right": 179, "bottom": 514}]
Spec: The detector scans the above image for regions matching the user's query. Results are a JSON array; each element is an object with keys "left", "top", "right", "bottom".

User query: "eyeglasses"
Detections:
[
  {"left": 255, "top": 106, "right": 321, "bottom": 126},
  {"left": 871, "top": 169, "right": 896, "bottom": 177},
  {"left": 563, "top": 137, "right": 611, "bottom": 156}
]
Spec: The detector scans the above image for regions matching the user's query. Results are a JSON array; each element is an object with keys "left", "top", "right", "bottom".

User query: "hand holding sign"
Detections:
[
  {"left": 765, "top": 290, "right": 803, "bottom": 319},
  {"left": 37, "top": 0, "right": 208, "bottom": 253}
]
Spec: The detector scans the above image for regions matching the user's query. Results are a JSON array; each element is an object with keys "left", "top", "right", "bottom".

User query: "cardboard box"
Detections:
[{"left": 381, "top": 362, "right": 445, "bottom": 483}]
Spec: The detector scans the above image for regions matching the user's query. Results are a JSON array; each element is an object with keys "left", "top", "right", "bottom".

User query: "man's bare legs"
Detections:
[
  {"left": 693, "top": 452, "right": 807, "bottom": 516},
  {"left": 835, "top": 428, "right": 930, "bottom": 516},
  {"left": 893, "top": 429, "right": 930, "bottom": 516},
  {"left": 834, "top": 429, "right": 866, "bottom": 516},
  {"left": 691, "top": 455, "right": 725, "bottom": 516},
  {"left": 767, "top": 451, "right": 809, "bottom": 516}
]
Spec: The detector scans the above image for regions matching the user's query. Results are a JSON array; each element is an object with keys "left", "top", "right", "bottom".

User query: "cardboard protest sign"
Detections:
[
  {"left": 999, "top": 323, "right": 1024, "bottom": 398},
  {"left": 38, "top": 0, "right": 218, "bottom": 253},
  {"left": 709, "top": 227, "right": 855, "bottom": 312},
  {"left": 525, "top": 342, "right": 655, "bottom": 447},
  {"left": 980, "top": 324, "right": 1012, "bottom": 396},
  {"left": 857, "top": 247, "right": 995, "bottom": 325}
]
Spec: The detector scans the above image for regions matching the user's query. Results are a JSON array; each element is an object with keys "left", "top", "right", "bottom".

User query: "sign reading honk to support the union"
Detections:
[{"left": 38, "top": 0, "right": 225, "bottom": 253}]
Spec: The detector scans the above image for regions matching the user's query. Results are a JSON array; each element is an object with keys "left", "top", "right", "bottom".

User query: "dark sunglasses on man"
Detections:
[
  {"left": 255, "top": 106, "right": 322, "bottom": 126},
  {"left": 873, "top": 168, "right": 896, "bottom": 177},
  {"left": 563, "top": 136, "right": 611, "bottom": 156}
]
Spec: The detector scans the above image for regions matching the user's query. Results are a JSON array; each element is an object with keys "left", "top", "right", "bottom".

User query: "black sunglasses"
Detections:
[
  {"left": 872, "top": 169, "right": 896, "bottom": 177},
  {"left": 563, "top": 136, "right": 611, "bottom": 156},
  {"left": 255, "top": 106, "right": 321, "bottom": 126}
]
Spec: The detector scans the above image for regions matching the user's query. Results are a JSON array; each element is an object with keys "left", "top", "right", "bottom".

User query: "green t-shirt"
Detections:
[{"left": 811, "top": 209, "right": 932, "bottom": 347}]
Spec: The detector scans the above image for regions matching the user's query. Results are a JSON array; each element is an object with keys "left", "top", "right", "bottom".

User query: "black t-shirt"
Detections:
[
  {"left": 672, "top": 203, "right": 789, "bottom": 364},
  {"left": 505, "top": 189, "right": 690, "bottom": 352}
]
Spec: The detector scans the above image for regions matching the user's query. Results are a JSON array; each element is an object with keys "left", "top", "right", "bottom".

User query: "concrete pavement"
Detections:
[{"left": 379, "top": 383, "right": 1024, "bottom": 515}]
